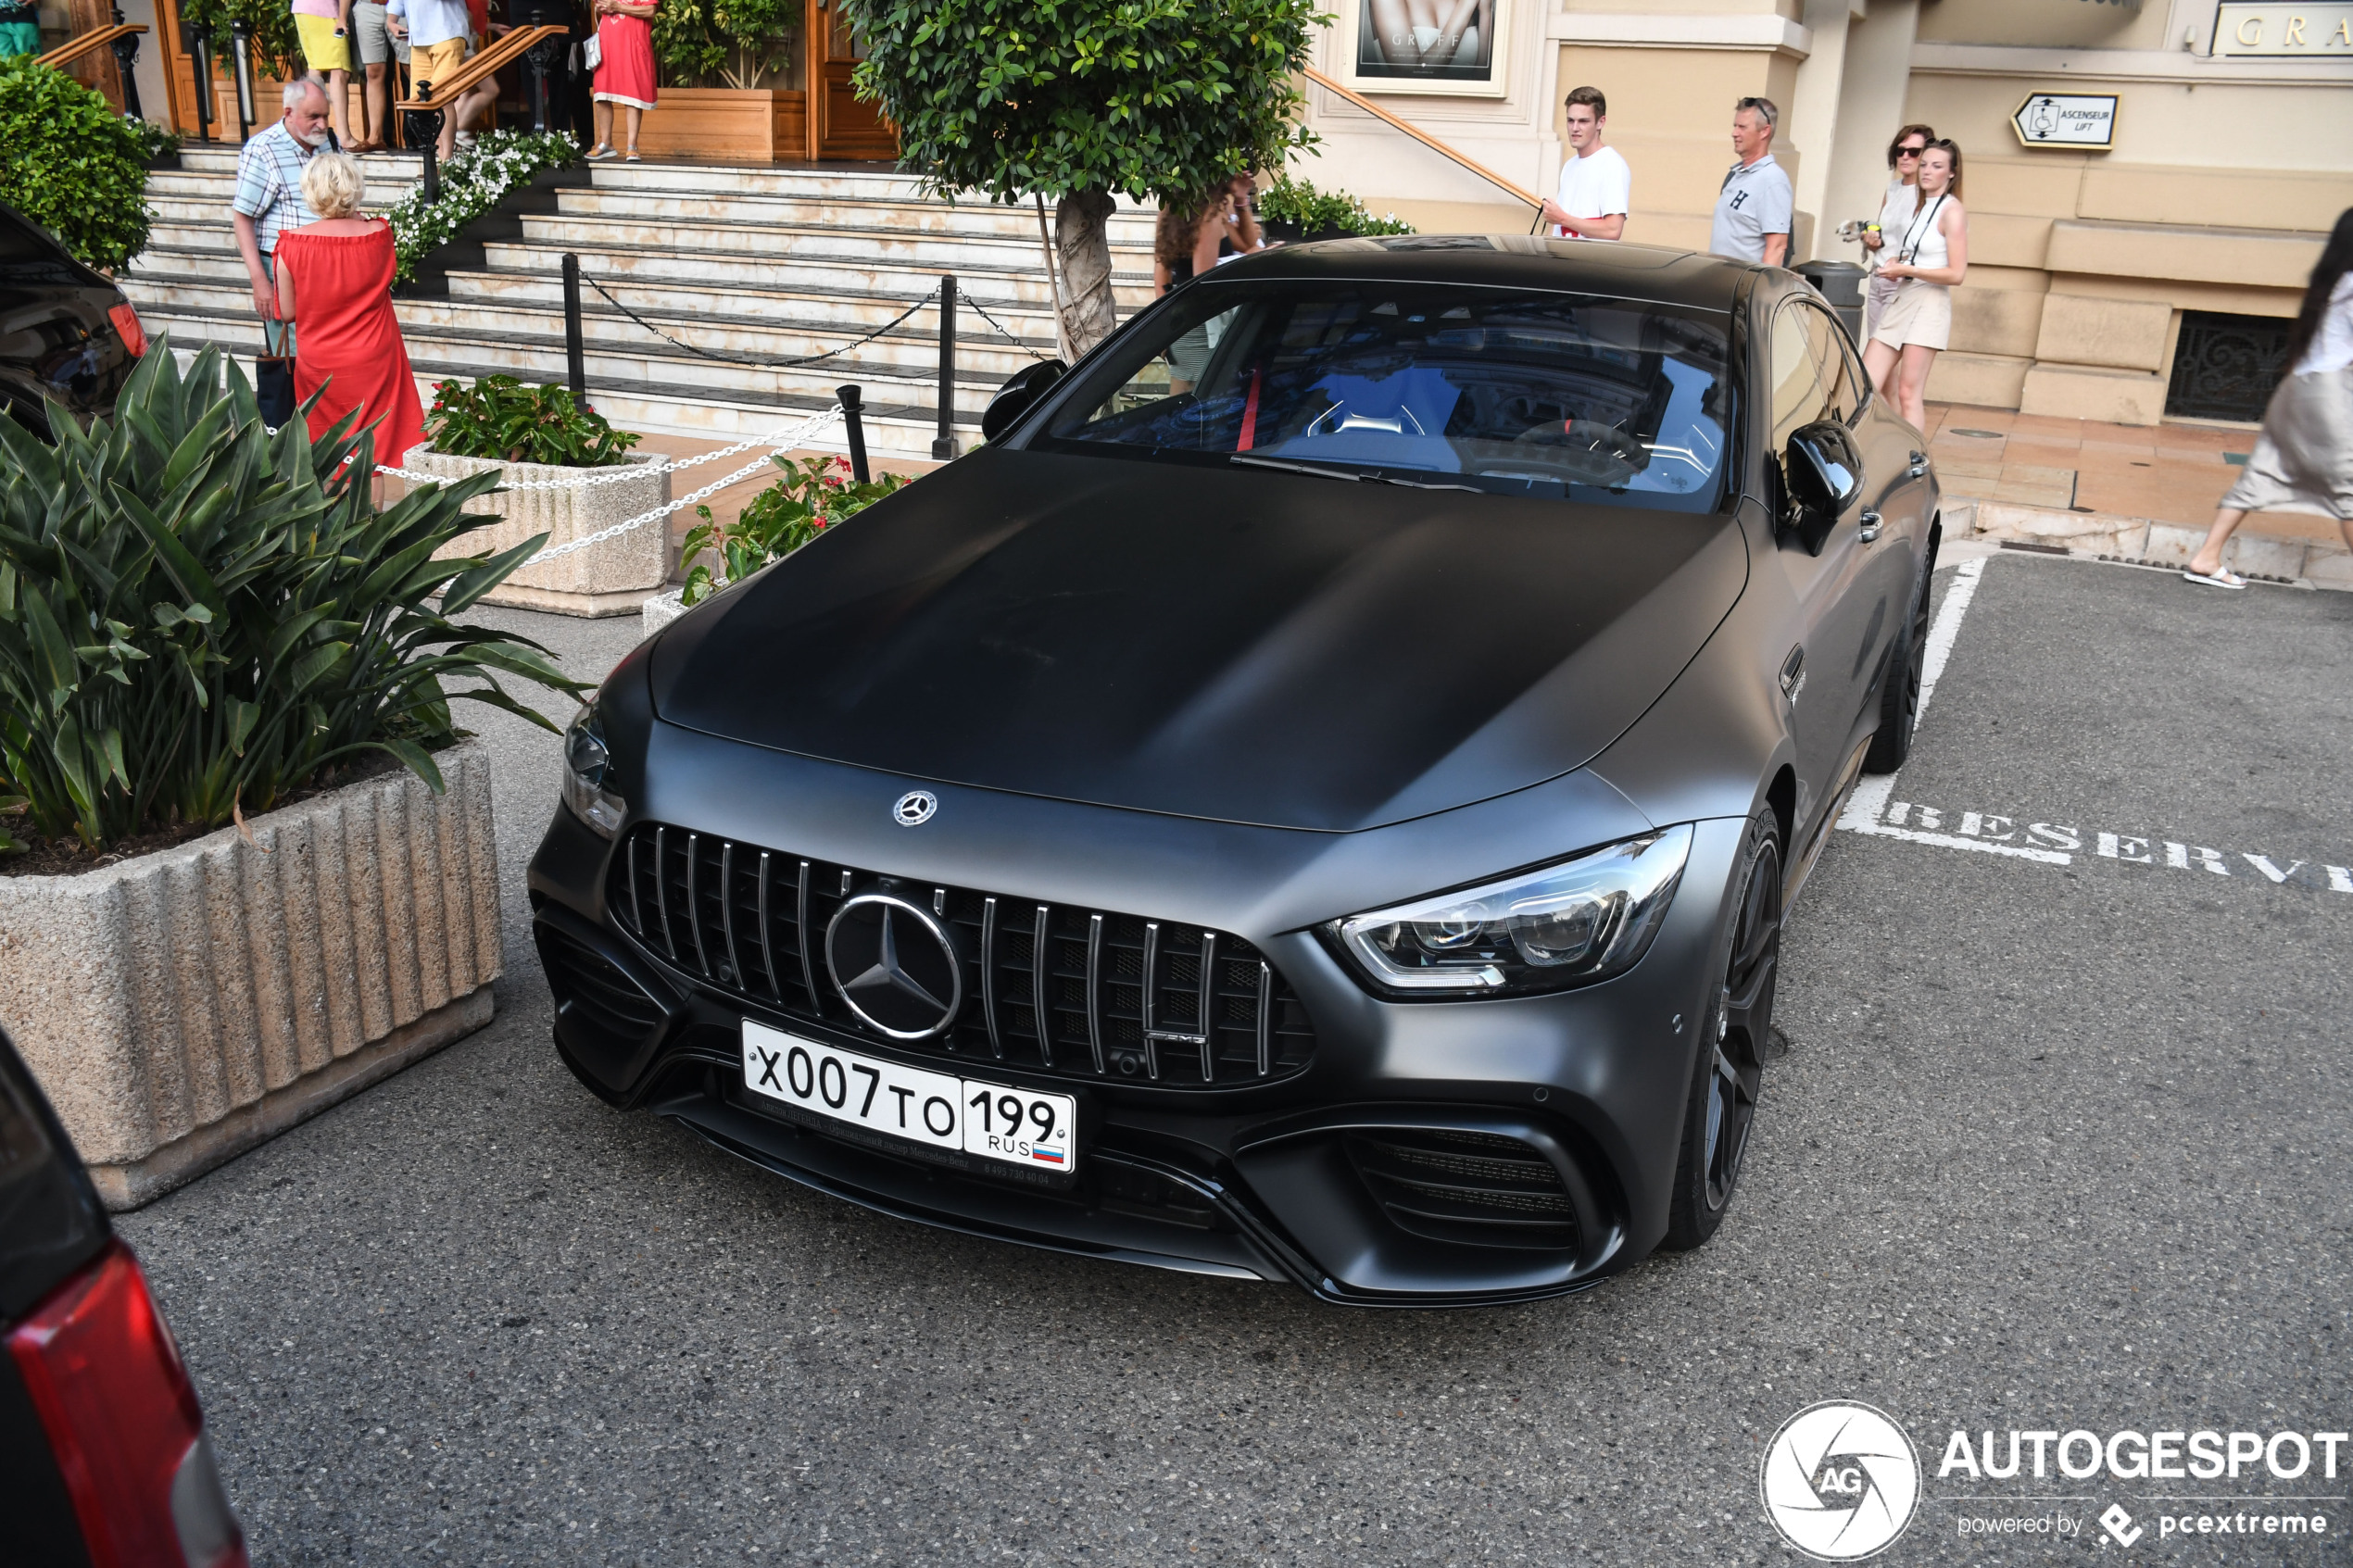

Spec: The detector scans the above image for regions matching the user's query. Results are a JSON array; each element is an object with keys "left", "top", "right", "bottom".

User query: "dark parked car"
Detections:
[
  {"left": 531, "top": 236, "right": 1940, "bottom": 1306},
  {"left": 0, "top": 1029, "right": 246, "bottom": 1566},
  {"left": 0, "top": 200, "right": 145, "bottom": 437}
]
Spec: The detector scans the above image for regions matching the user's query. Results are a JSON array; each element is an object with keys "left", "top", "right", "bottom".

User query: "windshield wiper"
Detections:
[
  {"left": 1229, "top": 454, "right": 1481, "bottom": 493},
  {"left": 1229, "top": 454, "right": 1372, "bottom": 483}
]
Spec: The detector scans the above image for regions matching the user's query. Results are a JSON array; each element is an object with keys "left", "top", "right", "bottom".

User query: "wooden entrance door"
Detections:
[{"left": 803, "top": 0, "right": 896, "bottom": 160}]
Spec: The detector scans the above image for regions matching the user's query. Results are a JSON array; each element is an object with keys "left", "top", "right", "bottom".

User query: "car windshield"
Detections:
[{"left": 1026, "top": 280, "right": 1733, "bottom": 510}]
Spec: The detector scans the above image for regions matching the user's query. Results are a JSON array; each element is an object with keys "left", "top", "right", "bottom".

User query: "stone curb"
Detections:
[
  {"left": 0, "top": 739, "right": 501, "bottom": 1210},
  {"left": 1957, "top": 496, "right": 2350, "bottom": 591}
]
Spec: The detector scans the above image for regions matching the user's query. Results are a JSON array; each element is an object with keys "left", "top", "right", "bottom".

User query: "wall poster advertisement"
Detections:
[{"left": 1350, "top": 0, "right": 1505, "bottom": 94}]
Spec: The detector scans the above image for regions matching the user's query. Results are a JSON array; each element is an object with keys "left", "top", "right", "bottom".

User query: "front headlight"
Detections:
[
  {"left": 1327, "top": 825, "right": 1692, "bottom": 997},
  {"left": 561, "top": 701, "right": 627, "bottom": 838}
]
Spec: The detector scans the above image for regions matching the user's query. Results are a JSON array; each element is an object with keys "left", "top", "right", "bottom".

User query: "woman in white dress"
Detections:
[
  {"left": 2183, "top": 207, "right": 2353, "bottom": 588},
  {"left": 1863, "top": 139, "right": 1968, "bottom": 431},
  {"left": 1861, "top": 123, "right": 1934, "bottom": 341}
]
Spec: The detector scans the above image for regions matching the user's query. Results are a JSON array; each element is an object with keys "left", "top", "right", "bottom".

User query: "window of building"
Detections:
[{"left": 2166, "top": 310, "right": 2294, "bottom": 423}]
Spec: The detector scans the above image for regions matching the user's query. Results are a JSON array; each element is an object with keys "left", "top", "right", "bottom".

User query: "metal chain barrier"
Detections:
[
  {"left": 369, "top": 403, "right": 845, "bottom": 490},
  {"left": 959, "top": 292, "right": 1056, "bottom": 363},
  {"left": 372, "top": 404, "right": 847, "bottom": 568},
  {"left": 585, "top": 275, "right": 939, "bottom": 371}
]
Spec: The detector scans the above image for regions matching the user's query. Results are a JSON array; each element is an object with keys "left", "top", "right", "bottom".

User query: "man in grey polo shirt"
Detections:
[{"left": 1710, "top": 95, "right": 1793, "bottom": 268}]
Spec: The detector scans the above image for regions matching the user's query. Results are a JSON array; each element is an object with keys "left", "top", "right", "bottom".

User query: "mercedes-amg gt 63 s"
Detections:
[{"left": 531, "top": 236, "right": 1941, "bottom": 1306}]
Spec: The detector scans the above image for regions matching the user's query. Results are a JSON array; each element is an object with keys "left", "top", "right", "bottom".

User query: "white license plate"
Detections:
[{"left": 740, "top": 1020, "right": 1077, "bottom": 1175}]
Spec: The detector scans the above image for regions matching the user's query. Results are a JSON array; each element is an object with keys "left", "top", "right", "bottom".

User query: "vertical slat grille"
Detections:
[{"left": 608, "top": 822, "right": 1316, "bottom": 1087}]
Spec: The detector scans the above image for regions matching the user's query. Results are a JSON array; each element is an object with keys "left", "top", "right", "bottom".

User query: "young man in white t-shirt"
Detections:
[{"left": 1541, "top": 85, "right": 1629, "bottom": 241}]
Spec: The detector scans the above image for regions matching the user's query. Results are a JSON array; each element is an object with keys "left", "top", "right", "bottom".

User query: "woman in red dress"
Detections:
[
  {"left": 271, "top": 153, "right": 426, "bottom": 471},
  {"left": 588, "top": 0, "right": 659, "bottom": 162}
]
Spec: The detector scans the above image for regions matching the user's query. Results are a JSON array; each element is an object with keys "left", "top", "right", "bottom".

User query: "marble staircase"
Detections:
[{"left": 124, "top": 146, "right": 1159, "bottom": 458}]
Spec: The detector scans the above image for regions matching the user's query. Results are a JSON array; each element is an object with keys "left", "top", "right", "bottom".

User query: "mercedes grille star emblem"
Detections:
[
  {"left": 893, "top": 791, "right": 937, "bottom": 826},
  {"left": 825, "top": 893, "right": 964, "bottom": 1039}
]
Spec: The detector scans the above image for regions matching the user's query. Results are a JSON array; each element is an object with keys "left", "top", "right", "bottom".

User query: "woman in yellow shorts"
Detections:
[{"left": 291, "top": 0, "right": 356, "bottom": 148}]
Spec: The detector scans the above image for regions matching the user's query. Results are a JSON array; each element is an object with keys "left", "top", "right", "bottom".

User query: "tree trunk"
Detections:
[{"left": 1053, "top": 191, "right": 1120, "bottom": 360}]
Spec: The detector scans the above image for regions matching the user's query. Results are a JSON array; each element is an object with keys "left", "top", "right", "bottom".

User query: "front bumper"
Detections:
[{"left": 528, "top": 760, "right": 1748, "bottom": 1308}]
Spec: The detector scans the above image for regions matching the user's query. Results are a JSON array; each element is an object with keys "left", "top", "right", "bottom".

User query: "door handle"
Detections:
[
  {"left": 1779, "top": 645, "right": 1805, "bottom": 700},
  {"left": 1858, "top": 508, "right": 1883, "bottom": 543}
]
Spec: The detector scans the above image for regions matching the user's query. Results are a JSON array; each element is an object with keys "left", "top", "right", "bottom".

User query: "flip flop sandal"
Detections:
[
  {"left": 585, "top": 144, "right": 616, "bottom": 160},
  {"left": 623, "top": 149, "right": 643, "bottom": 162},
  {"left": 2181, "top": 567, "right": 2246, "bottom": 590}
]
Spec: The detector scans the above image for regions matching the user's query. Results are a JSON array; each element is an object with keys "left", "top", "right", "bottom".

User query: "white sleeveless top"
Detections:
[
  {"left": 1900, "top": 194, "right": 1951, "bottom": 271},
  {"left": 1876, "top": 179, "right": 1918, "bottom": 241}
]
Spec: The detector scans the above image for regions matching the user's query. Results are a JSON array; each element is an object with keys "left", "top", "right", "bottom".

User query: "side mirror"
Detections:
[
  {"left": 1782, "top": 420, "right": 1864, "bottom": 554},
  {"left": 980, "top": 358, "right": 1068, "bottom": 443}
]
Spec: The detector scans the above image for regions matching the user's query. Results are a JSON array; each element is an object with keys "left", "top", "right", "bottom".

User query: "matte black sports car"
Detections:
[
  {"left": 0, "top": 201, "right": 145, "bottom": 437},
  {"left": 530, "top": 236, "right": 1941, "bottom": 1306}
]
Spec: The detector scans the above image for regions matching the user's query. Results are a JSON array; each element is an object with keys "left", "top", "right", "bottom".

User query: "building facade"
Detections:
[{"left": 1297, "top": 0, "right": 2353, "bottom": 423}]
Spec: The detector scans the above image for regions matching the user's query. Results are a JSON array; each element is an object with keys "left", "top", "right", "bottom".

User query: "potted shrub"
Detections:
[
  {"left": 405, "top": 374, "right": 673, "bottom": 617},
  {"left": 0, "top": 55, "right": 169, "bottom": 272},
  {"left": 0, "top": 342, "right": 588, "bottom": 1209},
  {"left": 642, "top": 453, "right": 908, "bottom": 636},
  {"left": 643, "top": 0, "right": 805, "bottom": 161},
  {"left": 1255, "top": 173, "right": 1416, "bottom": 245}
]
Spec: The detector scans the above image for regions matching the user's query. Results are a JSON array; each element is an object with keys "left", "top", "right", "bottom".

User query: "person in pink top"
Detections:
[{"left": 587, "top": 0, "right": 659, "bottom": 161}]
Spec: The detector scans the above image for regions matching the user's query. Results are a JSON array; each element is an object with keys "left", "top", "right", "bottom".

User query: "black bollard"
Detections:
[
  {"left": 229, "top": 19, "right": 254, "bottom": 143},
  {"left": 418, "top": 84, "right": 439, "bottom": 203},
  {"left": 187, "top": 24, "right": 214, "bottom": 142},
  {"left": 562, "top": 253, "right": 586, "bottom": 404},
  {"left": 837, "top": 384, "right": 871, "bottom": 484},
  {"left": 932, "top": 275, "right": 957, "bottom": 460}
]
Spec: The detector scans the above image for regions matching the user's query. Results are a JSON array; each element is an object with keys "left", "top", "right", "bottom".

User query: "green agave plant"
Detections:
[{"left": 0, "top": 339, "right": 589, "bottom": 857}]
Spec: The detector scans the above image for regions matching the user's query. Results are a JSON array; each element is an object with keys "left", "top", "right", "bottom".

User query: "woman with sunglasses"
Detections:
[
  {"left": 1864, "top": 137, "right": 1968, "bottom": 431},
  {"left": 1861, "top": 124, "right": 1934, "bottom": 341}
]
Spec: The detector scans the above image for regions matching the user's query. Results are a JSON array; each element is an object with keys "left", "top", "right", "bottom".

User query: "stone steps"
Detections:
[
  {"left": 132, "top": 279, "right": 1052, "bottom": 383},
  {"left": 124, "top": 153, "right": 1153, "bottom": 455}
]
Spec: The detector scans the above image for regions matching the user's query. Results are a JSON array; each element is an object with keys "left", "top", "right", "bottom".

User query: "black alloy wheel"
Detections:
[
  {"left": 1664, "top": 810, "right": 1782, "bottom": 1249},
  {"left": 1863, "top": 551, "right": 1936, "bottom": 773}
]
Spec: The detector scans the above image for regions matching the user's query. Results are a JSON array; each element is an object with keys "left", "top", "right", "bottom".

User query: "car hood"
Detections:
[{"left": 649, "top": 447, "right": 1747, "bottom": 832}]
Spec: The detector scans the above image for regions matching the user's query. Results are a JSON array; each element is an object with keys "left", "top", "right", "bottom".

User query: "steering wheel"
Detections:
[{"left": 1509, "top": 419, "right": 1647, "bottom": 483}]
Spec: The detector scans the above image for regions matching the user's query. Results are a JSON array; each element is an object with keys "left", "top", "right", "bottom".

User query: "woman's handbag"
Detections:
[
  {"left": 256, "top": 318, "right": 296, "bottom": 430},
  {"left": 580, "top": 28, "right": 601, "bottom": 70}
]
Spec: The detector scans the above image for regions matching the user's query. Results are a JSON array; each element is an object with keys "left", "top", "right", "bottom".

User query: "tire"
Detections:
[
  {"left": 1661, "top": 809, "right": 1783, "bottom": 1251},
  {"left": 1862, "top": 553, "right": 1934, "bottom": 774}
]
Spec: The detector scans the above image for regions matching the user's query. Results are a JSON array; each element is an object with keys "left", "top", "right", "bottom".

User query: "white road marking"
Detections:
[
  {"left": 1829, "top": 556, "right": 2350, "bottom": 897},
  {"left": 1838, "top": 557, "right": 1985, "bottom": 842}
]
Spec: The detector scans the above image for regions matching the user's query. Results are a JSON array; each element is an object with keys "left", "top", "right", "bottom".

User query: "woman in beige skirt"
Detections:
[
  {"left": 2183, "top": 207, "right": 2353, "bottom": 589},
  {"left": 1863, "top": 140, "right": 1968, "bottom": 431}
]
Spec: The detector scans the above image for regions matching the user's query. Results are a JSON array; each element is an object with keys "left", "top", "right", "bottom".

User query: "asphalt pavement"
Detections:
[{"left": 116, "top": 555, "right": 2353, "bottom": 1565}]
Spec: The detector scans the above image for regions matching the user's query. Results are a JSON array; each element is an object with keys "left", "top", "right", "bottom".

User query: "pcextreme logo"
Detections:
[{"left": 1760, "top": 1400, "right": 1922, "bottom": 1561}]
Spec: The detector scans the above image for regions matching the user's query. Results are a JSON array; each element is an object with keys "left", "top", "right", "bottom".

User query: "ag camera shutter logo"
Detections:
[{"left": 1761, "top": 1400, "right": 1922, "bottom": 1560}]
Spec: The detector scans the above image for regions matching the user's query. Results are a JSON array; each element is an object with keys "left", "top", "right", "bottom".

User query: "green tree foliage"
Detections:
[
  {"left": 839, "top": 0, "right": 1323, "bottom": 354},
  {"left": 655, "top": 0, "right": 798, "bottom": 90},
  {"left": 0, "top": 56, "right": 167, "bottom": 271},
  {"left": 0, "top": 343, "right": 585, "bottom": 856}
]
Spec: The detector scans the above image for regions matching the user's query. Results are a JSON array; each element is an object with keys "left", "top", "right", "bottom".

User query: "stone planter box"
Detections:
[
  {"left": 0, "top": 741, "right": 502, "bottom": 1210},
  {"left": 410, "top": 447, "right": 671, "bottom": 617}
]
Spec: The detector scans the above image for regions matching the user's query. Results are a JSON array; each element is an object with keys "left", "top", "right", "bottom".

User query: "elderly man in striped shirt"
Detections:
[{"left": 231, "top": 79, "right": 333, "bottom": 320}]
